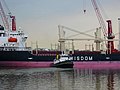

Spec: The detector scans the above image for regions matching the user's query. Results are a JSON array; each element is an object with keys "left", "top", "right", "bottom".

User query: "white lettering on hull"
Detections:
[{"left": 73, "top": 56, "right": 93, "bottom": 61}]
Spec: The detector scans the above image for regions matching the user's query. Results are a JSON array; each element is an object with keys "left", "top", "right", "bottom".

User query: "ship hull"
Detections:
[
  {"left": 0, "top": 51, "right": 56, "bottom": 61},
  {"left": 1, "top": 51, "right": 120, "bottom": 68},
  {"left": 0, "top": 51, "right": 55, "bottom": 68},
  {"left": 51, "top": 61, "right": 73, "bottom": 68}
]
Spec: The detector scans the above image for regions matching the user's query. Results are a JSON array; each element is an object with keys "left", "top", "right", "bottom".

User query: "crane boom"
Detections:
[
  {"left": 59, "top": 25, "right": 96, "bottom": 38},
  {"left": 0, "top": 0, "right": 16, "bottom": 31},
  {"left": 0, "top": 1, "right": 9, "bottom": 30},
  {"left": 91, "top": 0, "right": 107, "bottom": 38}
]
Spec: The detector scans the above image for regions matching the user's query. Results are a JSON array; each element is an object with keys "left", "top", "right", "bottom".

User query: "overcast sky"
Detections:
[{"left": 3, "top": 0, "right": 120, "bottom": 49}]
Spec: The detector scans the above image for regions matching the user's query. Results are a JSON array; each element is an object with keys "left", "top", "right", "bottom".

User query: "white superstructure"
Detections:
[
  {"left": 0, "top": 26, "right": 28, "bottom": 51},
  {"left": 0, "top": 1, "right": 29, "bottom": 51}
]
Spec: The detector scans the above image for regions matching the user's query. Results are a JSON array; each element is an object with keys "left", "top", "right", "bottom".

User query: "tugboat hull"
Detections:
[{"left": 51, "top": 61, "right": 73, "bottom": 68}]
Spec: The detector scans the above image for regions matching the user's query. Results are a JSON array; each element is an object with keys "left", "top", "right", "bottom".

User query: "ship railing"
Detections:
[{"left": 0, "top": 47, "right": 31, "bottom": 51}]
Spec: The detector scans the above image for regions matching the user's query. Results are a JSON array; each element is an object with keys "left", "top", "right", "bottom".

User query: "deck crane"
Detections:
[
  {"left": 91, "top": 0, "right": 117, "bottom": 53},
  {"left": 58, "top": 25, "right": 101, "bottom": 52},
  {"left": 0, "top": 0, "right": 16, "bottom": 31}
]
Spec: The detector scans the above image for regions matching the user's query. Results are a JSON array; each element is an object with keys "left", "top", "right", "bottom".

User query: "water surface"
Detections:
[{"left": 0, "top": 68, "right": 119, "bottom": 90}]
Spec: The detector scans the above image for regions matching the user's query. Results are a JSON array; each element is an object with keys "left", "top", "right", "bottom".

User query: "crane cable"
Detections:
[
  {"left": 83, "top": 0, "right": 86, "bottom": 14},
  {"left": 66, "top": 27, "right": 98, "bottom": 39},
  {"left": 97, "top": 0, "right": 110, "bottom": 38},
  {"left": 2, "top": 0, "right": 11, "bottom": 15},
  {"left": 97, "top": 0, "right": 109, "bottom": 20}
]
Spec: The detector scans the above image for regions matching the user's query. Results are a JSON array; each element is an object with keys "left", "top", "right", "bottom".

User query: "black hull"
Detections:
[
  {"left": 1, "top": 51, "right": 120, "bottom": 68},
  {"left": 0, "top": 51, "right": 55, "bottom": 61},
  {"left": 72, "top": 53, "right": 120, "bottom": 61},
  {"left": 51, "top": 61, "right": 73, "bottom": 68},
  {"left": 1, "top": 51, "right": 120, "bottom": 62}
]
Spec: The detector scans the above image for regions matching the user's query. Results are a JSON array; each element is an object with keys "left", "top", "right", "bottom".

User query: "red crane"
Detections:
[
  {"left": 11, "top": 15, "right": 16, "bottom": 31},
  {"left": 107, "top": 20, "right": 117, "bottom": 53},
  {"left": 91, "top": 0, "right": 117, "bottom": 53},
  {"left": 0, "top": 0, "right": 16, "bottom": 31}
]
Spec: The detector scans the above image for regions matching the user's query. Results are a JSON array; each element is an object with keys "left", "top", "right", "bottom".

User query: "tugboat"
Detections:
[{"left": 51, "top": 53, "right": 73, "bottom": 68}]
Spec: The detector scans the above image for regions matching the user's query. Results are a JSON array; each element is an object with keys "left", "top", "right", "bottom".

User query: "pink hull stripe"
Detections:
[
  {"left": 74, "top": 61, "right": 120, "bottom": 69},
  {"left": 0, "top": 61, "right": 53, "bottom": 68},
  {"left": 1, "top": 61, "right": 120, "bottom": 69}
]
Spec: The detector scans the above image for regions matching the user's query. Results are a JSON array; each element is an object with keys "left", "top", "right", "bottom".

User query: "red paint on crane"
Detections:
[{"left": 11, "top": 16, "right": 16, "bottom": 31}]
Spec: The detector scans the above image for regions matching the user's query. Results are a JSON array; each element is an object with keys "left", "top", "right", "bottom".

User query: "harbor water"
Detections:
[{"left": 0, "top": 68, "right": 120, "bottom": 90}]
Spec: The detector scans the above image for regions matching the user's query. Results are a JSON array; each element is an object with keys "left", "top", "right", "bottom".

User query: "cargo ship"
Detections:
[
  {"left": 0, "top": 1, "right": 62, "bottom": 68},
  {"left": 0, "top": 0, "right": 120, "bottom": 68},
  {"left": 0, "top": 22, "right": 61, "bottom": 67}
]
